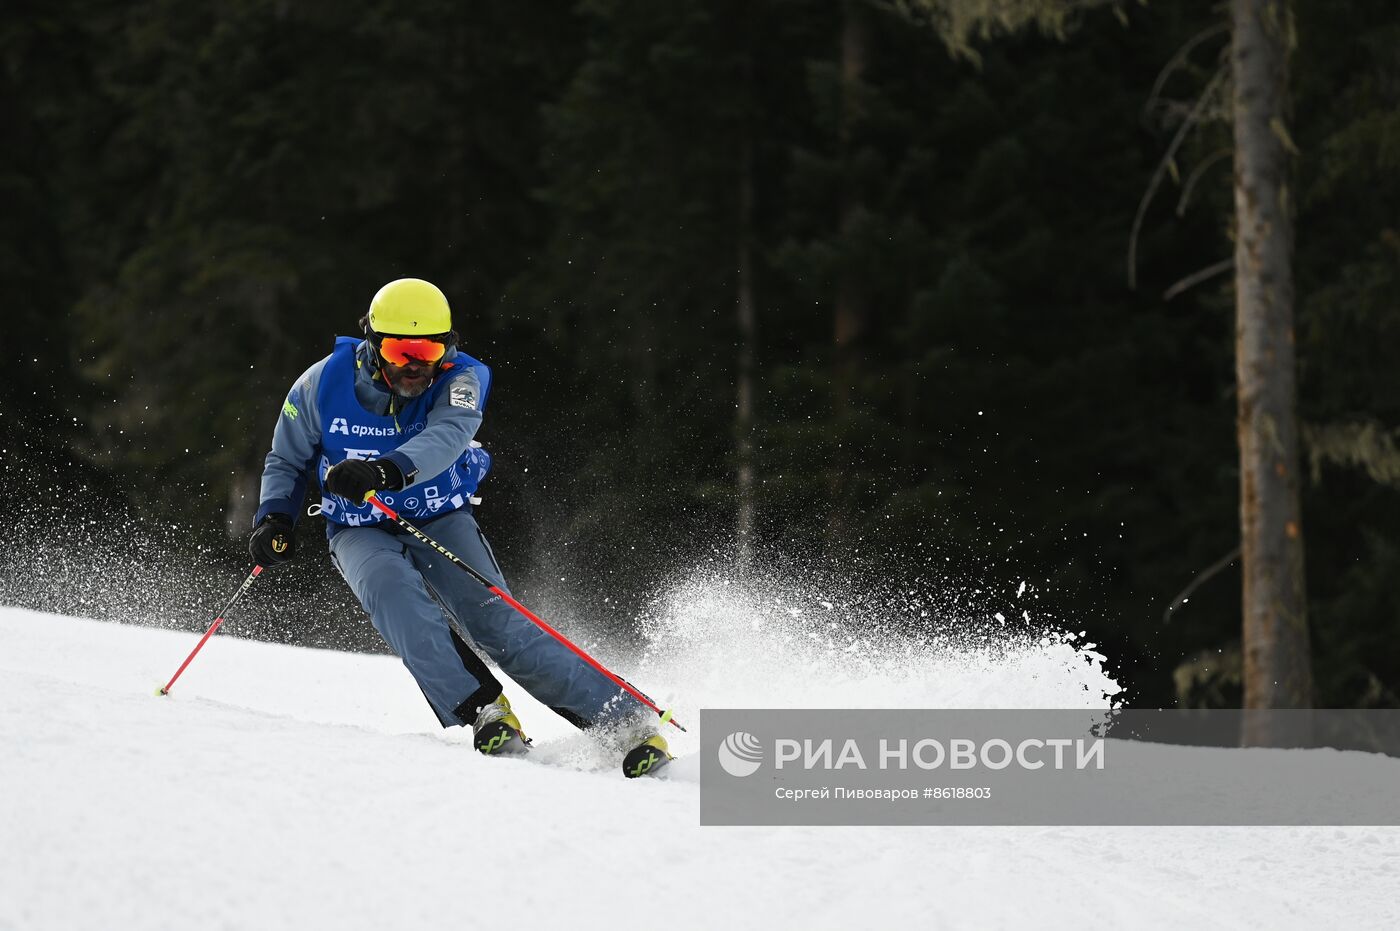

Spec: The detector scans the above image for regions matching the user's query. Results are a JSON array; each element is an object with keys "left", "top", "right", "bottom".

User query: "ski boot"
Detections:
[
  {"left": 622, "top": 733, "right": 672, "bottom": 778},
  {"left": 473, "top": 694, "right": 531, "bottom": 756}
]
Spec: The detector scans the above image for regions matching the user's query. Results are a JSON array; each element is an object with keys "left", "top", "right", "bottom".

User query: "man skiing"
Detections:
[{"left": 248, "top": 277, "right": 669, "bottom": 773}]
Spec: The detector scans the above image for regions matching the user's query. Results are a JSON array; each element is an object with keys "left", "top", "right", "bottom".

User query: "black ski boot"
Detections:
[
  {"left": 622, "top": 734, "right": 672, "bottom": 778},
  {"left": 473, "top": 695, "right": 531, "bottom": 756}
]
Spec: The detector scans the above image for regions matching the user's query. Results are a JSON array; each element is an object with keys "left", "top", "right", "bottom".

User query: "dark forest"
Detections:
[{"left": 3, "top": 0, "right": 1397, "bottom": 709}]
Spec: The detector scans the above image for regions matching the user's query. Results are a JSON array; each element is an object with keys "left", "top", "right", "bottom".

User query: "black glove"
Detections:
[
  {"left": 249, "top": 513, "right": 295, "bottom": 567},
  {"left": 325, "top": 458, "right": 405, "bottom": 503}
]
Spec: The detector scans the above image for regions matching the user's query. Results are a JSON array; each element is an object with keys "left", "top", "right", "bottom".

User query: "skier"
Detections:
[{"left": 247, "top": 277, "right": 669, "bottom": 773}]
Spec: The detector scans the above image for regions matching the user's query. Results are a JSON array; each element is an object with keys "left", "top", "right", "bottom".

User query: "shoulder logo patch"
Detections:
[{"left": 449, "top": 380, "right": 478, "bottom": 411}]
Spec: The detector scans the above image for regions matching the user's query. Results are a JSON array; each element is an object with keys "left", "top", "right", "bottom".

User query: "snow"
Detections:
[{"left": 3, "top": 606, "right": 1399, "bottom": 930}]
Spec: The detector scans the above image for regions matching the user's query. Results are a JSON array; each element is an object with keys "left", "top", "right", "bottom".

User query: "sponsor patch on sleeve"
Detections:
[{"left": 449, "top": 379, "right": 478, "bottom": 411}]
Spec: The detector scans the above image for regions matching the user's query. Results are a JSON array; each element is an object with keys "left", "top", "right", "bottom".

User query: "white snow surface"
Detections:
[{"left": 3, "top": 606, "right": 1399, "bottom": 931}]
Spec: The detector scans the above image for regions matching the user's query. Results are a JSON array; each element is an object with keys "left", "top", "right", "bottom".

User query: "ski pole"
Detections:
[
  {"left": 364, "top": 493, "right": 686, "bottom": 732},
  {"left": 156, "top": 565, "right": 263, "bottom": 696}
]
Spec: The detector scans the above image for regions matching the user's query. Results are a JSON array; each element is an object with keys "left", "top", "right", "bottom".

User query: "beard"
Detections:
[{"left": 388, "top": 366, "right": 433, "bottom": 398}]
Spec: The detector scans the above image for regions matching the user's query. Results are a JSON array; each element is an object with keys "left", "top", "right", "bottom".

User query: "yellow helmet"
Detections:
[{"left": 366, "top": 278, "right": 452, "bottom": 336}]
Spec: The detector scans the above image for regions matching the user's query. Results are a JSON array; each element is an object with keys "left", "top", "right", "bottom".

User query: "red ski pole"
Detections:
[
  {"left": 156, "top": 565, "right": 263, "bottom": 696},
  {"left": 364, "top": 493, "right": 686, "bottom": 732}
]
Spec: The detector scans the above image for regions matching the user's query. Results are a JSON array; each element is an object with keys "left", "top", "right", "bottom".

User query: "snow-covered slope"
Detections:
[{"left": 2, "top": 607, "right": 1397, "bottom": 931}]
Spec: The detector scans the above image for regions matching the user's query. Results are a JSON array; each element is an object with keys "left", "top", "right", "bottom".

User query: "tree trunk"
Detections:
[{"left": 1230, "top": 0, "right": 1312, "bottom": 719}]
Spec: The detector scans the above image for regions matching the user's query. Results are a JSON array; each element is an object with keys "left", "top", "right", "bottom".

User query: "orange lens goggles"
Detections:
[{"left": 377, "top": 336, "right": 447, "bottom": 366}]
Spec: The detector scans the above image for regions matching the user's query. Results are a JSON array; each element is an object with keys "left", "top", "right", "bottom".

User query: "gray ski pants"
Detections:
[{"left": 328, "top": 508, "right": 636, "bottom": 729}]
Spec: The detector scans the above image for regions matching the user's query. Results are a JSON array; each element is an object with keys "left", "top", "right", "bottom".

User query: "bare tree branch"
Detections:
[
  {"left": 1163, "top": 256, "right": 1234, "bottom": 300},
  {"left": 1177, "top": 146, "right": 1232, "bottom": 215},
  {"left": 1164, "top": 546, "right": 1241, "bottom": 625},
  {"left": 1143, "top": 22, "right": 1230, "bottom": 128},
  {"left": 1128, "top": 64, "right": 1229, "bottom": 291}
]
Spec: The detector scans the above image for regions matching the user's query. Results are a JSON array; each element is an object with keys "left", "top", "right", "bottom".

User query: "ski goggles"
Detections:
[{"left": 375, "top": 335, "right": 449, "bottom": 366}]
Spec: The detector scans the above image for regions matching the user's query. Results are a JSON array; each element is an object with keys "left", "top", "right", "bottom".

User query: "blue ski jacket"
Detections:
[{"left": 255, "top": 337, "right": 491, "bottom": 536}]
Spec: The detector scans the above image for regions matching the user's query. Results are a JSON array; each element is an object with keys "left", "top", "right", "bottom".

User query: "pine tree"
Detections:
[{"left": 1230, "top": 0, "right": 1312, "bottom": 716}]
